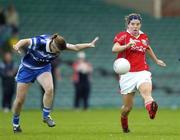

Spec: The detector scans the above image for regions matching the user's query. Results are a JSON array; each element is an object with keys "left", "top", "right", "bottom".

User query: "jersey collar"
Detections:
[
  {"left": 127, "top": 30, "right": 143, "bottom": 38},
  {"left": 46, "top": 39, "right": 51, "bottom": 52}
]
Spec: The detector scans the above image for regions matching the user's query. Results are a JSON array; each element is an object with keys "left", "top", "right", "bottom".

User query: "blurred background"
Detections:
[{"left": 0, "top": 0, "right": 180, "bottom": 111}]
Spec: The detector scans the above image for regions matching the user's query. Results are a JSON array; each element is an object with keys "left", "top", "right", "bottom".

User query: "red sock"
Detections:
[
  {"left": 121, "top": 116, "right": 128, "bottom": 129},
  {"left": 145, "top": 101, "right": 152, "bottom": 112}
]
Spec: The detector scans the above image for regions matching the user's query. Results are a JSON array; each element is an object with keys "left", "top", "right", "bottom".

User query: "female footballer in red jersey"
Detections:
[{"left": 112, "top": 13, "right": 166, "bottom": 133}]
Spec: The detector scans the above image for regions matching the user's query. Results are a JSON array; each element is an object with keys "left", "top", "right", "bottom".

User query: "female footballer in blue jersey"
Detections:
[{"left": 12, "top": 33, "right": 99, "bottom": 133}]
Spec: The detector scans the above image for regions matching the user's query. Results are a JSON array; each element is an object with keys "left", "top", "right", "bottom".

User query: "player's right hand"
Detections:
[{"left": 126, "top": 40, "right": 136, "bottom": 48}]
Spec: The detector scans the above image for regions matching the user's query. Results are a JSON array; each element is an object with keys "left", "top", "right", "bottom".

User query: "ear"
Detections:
[
  {"left": 139, "top": 23, "right": 142, "bottom": 28},
  {"left": 51, "top": 33, "right": 58, "bottom": 39}
]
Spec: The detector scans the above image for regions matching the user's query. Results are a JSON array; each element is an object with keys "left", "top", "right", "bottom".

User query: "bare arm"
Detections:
[
  {"left": 66, "top": 37, "right": 99, "bottom": 51},
  {"left": 13, "top": 39, "right": 31, "bottom": 53},
  {"left": 112, "top": 40, "right": 136, "bottom": 53},
  {"left": 146, "top": 46, "right": 166, "bottom": 67}
]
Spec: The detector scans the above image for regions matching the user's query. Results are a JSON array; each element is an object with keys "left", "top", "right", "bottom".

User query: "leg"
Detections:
[
  {"left": 2, "top": 86, "right": 7, "bottom": 110},
  {"left": 79, "top": 84, "right": 84, "bottom": 109},
  {"left": 138, "top": 82, "right": 158, "bottom": 119},
  {"left": 2, "top": 88, "right": 11, "bottom": 112},
  {"left": 74, "top": 83, "right": 80, "bottom": 109},
  {"left": 121, "top": 93, "right": 134, "bottom": 133},
  {"left": 7, "top": 80, "right": 15, "bottom": 110},
  {"left": 37, "top": 72, "right": 55, "bottom": 127},
  {"left": 4, "top": 86, "right": 13, "bottom": 111},
  {"left": 37, "top": 72, "right": 54, "bottom": 109},
  {"left": 48, "top": 70, "right": 56, "bottom": 109},
  {"left": 12, "top": 82, "right": 30, "bottom": 132},
  {"left": 40, "top": 86, "right": 45, "bottom": 109},
  {"left": 83, "top": 84, "right": 90, "bottom": 110},
  {"left": 138, "top": 82, "right": 153, "bottom": 104},
  {"left": 2, "top": 79, "right": 8, "bottom": 110}
]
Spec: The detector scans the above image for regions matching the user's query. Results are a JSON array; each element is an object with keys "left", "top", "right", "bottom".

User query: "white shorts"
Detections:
[{"left": 119, "top": 70, "right": 152, "bottom": 94}]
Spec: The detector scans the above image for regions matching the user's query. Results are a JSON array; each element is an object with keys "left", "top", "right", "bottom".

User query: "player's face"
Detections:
[
  {"left": 50, "top": 40, "right": 61, "bottom": 54},
  {"left": 127, "top": 19, "right": 141, "bottom": 36}
]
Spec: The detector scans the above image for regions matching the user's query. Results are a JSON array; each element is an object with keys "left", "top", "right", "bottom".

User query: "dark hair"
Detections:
[
  {"left": 125, "top": 13, "right": 142, "bottom": 25},
  {"left": 51, "top": 33, "right": 67, "bottom": 50}
]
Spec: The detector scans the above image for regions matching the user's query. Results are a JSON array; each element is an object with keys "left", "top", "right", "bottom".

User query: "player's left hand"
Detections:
[
  {"left": 13, "top": 45, "right": 21, "bottom": 54},
  {"left": 156, "top": 59, "right": 166, "bottom": 67},
  {"left": 90, "top": 36, "right": 99, "bottom": 47}
]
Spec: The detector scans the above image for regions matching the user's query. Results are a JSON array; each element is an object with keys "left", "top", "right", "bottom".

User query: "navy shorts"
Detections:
[{"left": 15, "top": 64, "right": 52, "bottom": 83}]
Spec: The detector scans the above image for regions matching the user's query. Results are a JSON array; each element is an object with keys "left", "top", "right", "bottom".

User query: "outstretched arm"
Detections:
[
  {"left": 66, "top": 37, "right": 99, "bottom": 51},
  {"left": 13, "top": 39, "right": 31, "bottom": 53},
  {"left": 146, "top": 46, "right": 166, "bottom": 67}
]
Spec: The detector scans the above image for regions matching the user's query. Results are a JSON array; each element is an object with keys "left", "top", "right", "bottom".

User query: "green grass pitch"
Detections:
[{"left": 1, "top": 108, "right": 180, "bottom": 140}]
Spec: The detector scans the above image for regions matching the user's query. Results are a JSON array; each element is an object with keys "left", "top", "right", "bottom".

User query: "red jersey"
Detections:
[{"left": 113, "top": 31, "right": 150, "bottom": 72}]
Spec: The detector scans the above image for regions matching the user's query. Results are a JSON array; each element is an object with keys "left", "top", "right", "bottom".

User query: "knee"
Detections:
[
  {"left": 121, "top": 105, "right": 132, "bottom": 117},
  {"left": 140, "top": 88, "right": 152, "bottom": 97},
  {"left": 44, "top": 86, "right": 54, "bottom": 96}
]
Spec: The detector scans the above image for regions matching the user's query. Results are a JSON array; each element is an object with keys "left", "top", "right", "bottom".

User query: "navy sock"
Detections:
[
  {"left": 13, "top": 114, "right": 20, "bottom": 126},
  {"left": 43, "top": 107, "right": 51, "bottom": 118}
]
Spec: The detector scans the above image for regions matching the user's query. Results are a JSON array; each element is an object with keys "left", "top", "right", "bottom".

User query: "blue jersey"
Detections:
[{"left": 22, "top": 35, "right": 58, "bottom": 69}]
